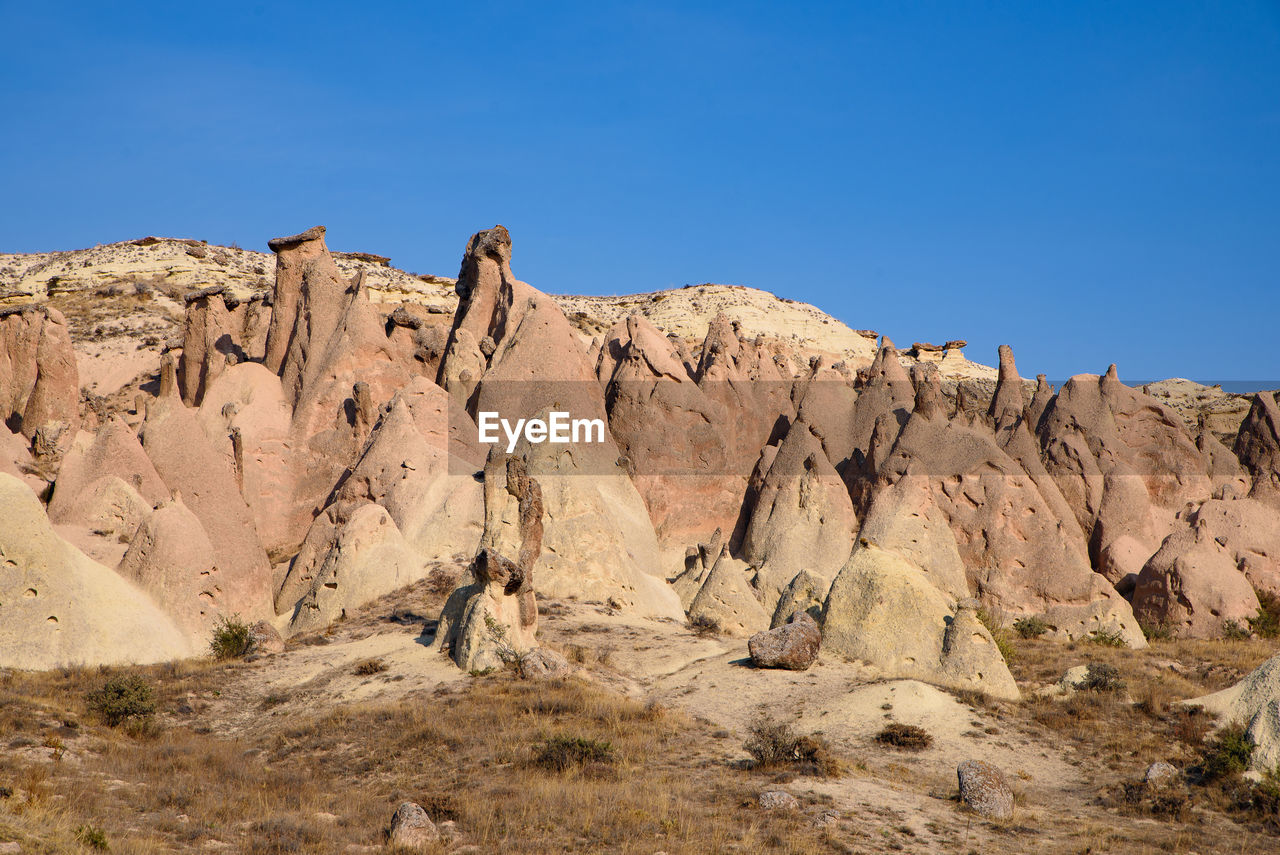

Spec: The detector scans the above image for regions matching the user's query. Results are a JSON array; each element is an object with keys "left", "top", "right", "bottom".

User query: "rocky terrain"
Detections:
[{"left": 3, "top": 224, "right": 1280, "bottom": 853}]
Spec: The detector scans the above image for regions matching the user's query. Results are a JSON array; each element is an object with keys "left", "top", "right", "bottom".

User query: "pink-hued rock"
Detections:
[
  {"left": 1038, "top": 366, "right": 1214, "bottom": 565},
  {"left": 740, "top": 417, "right": 855, "bottom": 605},
  {"left": 1236, "top": 392, "right": 1280, "bottom": 507},
  {"left": 140, "top": 396, "right": 273, "bottom": 621},
  {"left": 600, "top": 313, "right": 746, "bottom": 565},
  {"left": 117, "top": 496, "right": 224, "bottom": 642},
  {"left": 0, "top": 305, "right": 79, "bottom": 441},
  {"left": 1132, "top": 517, "right": 1261, "bottom": 638},
  {"left": 178, "top": 286, "right": 270, "bottom": 406},
  {"left": 48, "top": 417, "right": 168, "bottom": 525},
  {"left": 869, "top": 367, "right": 1143, "bottom": 645}
]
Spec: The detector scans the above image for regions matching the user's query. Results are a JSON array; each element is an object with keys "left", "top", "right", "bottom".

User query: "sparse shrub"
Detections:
[
  {"left": 874, "top": 723, "right": 933, "bottom": 751},
  {"left": 1080, "top": 663, "right": 1126, "bottom": 693},
  {"left": 76, "top": 824, "right": 110, "bottom": 850},
  {"left": 354, "top": 658, "right": 388, "bottom": 676},
  {"left": 1222, "top": 619, "right": 1252, "bottom": 641},
  {"left": 260, "top": 693, "right": 289, "bottom": 710},
  {"left": 532, "top": 735, "right": 615, "bottom": 772},
  {"left": 977, "top": 608, "right": 1016, "bottom": 663},
  {"left": 209, "top": 614, "right": 254, "bottom": 660},
  {"left": 1249, "top": 589, "right": 1280, "bottom": 639},
  {"left": 1089, "top": 628, "right": 1126, "bottom": 648},
  {"left": 426, "top": 567, "right": 458, "bottom": 597},
  {"left": 1013, "top": 616, "right": 1049, "bottom": 639},
  {"left": 246, "top": 818, "right": 324, "bottom": 854},
  {"left": 689, "top": 614, "right": 721, "bottom": 637},
  {"left": 85, "top": 674, "right": 155, "bottom": 727},
  {"left": 1141, "top": 621, "right": 1175, "bottom": 642},
  {"left": 1201, "top": 722, "right": 1255, "bottom": 782},
  {"left": 744, "top": 715, "right": 842, "bottom": 777}
]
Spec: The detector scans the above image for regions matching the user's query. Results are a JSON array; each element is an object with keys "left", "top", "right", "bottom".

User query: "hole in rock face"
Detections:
[
  {"left": 323, "top": 582, "right": 338, "bottom": 590},
  {"left": 24, "top": 588, "right": 37, "bottom": 598},
  {"left": 47, "top": 615, "right": 58, "bottom": 625}
]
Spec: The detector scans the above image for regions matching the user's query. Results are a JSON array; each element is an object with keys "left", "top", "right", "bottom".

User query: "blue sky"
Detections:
[{"left": 2, "top": 1, "right": 1277, "bottom": 382}]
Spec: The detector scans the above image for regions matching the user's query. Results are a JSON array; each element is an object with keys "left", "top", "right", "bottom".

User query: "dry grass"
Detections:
[{"left": 1, "top": 666, "right": 843, "bottom": 854}]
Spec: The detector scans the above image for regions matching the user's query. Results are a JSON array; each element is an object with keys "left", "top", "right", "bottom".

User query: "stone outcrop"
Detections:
[
  {"left": 434, "top": 451, "right": 543, "bottom": 672},
  {"left": 1038, "top": 365, "right": 1215, "bottom": 570},
  {"left": 769, "top": 569, "right": 829, "bottom": 629},
  {"left": 0, "top": 473, "right": 190, "bottom": 669},
  {"left": 748, "top": 611, "right": 821, "bottom": 670},
  {"left": 1190, "top": 651, "right": 1280, "bottom": 774},
  {"left": 141, "top": 396, "right": 273, "bottom": 621},
  {"left": 686, "top": 550, "right": 770, "bottom": 638},
  {"left": 600, "top": 314, "right": 746, "bottom": 565},
  {"left": 739, "top": 417, "right": 855, "bottom": 608},
  {"left": 1235, "top": 392, "right": 1280, "bottom": 506},
  {"left": 872, "top": 367, "right": 1143, "bottom": 646},
  {"left": 0, "top": 305, "right": 79, "bottom": 441},
  {"left": 117, "top": 496, "right": 223, "bottom": 643},
  {"left": 178, "top": 286, "right": 270, "bottom": 406},
  {"left": 821, "top": 541, "right": 1019, "bottom": 700},
  {"left": 286, "top": 503, "right": 425, "bottom": 636},
  {"left": 1131, "top": 518, "right": 1261, "bottom": 638}
]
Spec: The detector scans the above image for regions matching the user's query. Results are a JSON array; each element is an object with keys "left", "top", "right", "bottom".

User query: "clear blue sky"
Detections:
[{"left": 2, "top": 2, "right": 1277, "bottom": 382}]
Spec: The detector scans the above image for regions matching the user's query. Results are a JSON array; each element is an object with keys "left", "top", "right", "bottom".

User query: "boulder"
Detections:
[
  {"left": 0, "top": 473, "right": 191, "bottom": 669},
  {"left": 387, "top": 802, "right": 439, "bottom": 849},
  {"left": 518, "top": 647, "right": 573, "bottom": 680},
  {"left": 957, "top": 759, "right": 1013, "bottom": 819},
  {"left": 248, "top": 620, "right": 285, "bottom": 655},
  {"left": 748, "top": 612, "right": 821, "bottom": 670},
  {"left": 758, "top": 791, "right": 799, "bottom": 811}
]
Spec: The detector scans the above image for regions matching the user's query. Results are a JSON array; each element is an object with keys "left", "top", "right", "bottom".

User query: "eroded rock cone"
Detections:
[
  {"left": 748, "top": 611, "right": 821, "bottom": 670},
  {"left": 740, "top": 417, "right": 855, "bottom": 609},
  {"left": 871, "top": 366, "right": 1143, "bottom": 646},
  {"left": 0, "top": 473, "right": 191, "bottom": 669},
  {"left": 1131, "top": 517, "right": 1260, "bottom": 638},
  {"left": 1235, "top": 392, "right": 1280, "bottom": 507},
  {"left": 770, "top": 569, "right": 828, "bottom": 629},
  {"left": 436, "top": 451, "right": 543, "bottom": 672},
  {"left": 1191, "top": 651, "right": 1280, "bottom": 774},
  {"left": 822, "top": 541, "right": 1019, "bottom": 700}
]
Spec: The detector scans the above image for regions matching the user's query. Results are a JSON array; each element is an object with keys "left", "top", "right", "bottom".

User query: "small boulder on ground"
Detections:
[
  {"left": 249, "top": 620, "right": 285, "bottom": 655},
  {"left": 519, "top": 647, "right": 572, "bottom": 680},
  {"left": 1144, "top": 761, "right": 1179, "bottom": 787},
  {"left": 957, "top": 759, "right": 1013, "bottom": 820},
  {"left": 758, "top": 790, "right": 799, "bottom": 811},
  {"left": 748, "top": 612, "right": 821, "bottom": 671},
  {"left": 388, "top": 801, "right": 439, "bottom": 848}
]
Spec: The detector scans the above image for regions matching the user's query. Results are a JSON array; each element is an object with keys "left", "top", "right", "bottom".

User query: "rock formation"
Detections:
[
  {"left": 1190, "top": 651, "right": 1280, "bottom": 775},
  {"left": 0, "top": 305, "right": 79, "bottom": 442},
  {"left": 0, "top": 473, "right": 190, "bottom": 669},
  {"left": 748, "top": 611, "right": 821, "bottom": 670},
  {"left": 434, "top": 451, "right": 543, "bottom": 672},
  {"left": 1131, "top": 517, "right": 1261, "bottom": 638},
  {"left": 822, "top": 540, "right": 1019, "bottom": 700}
]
